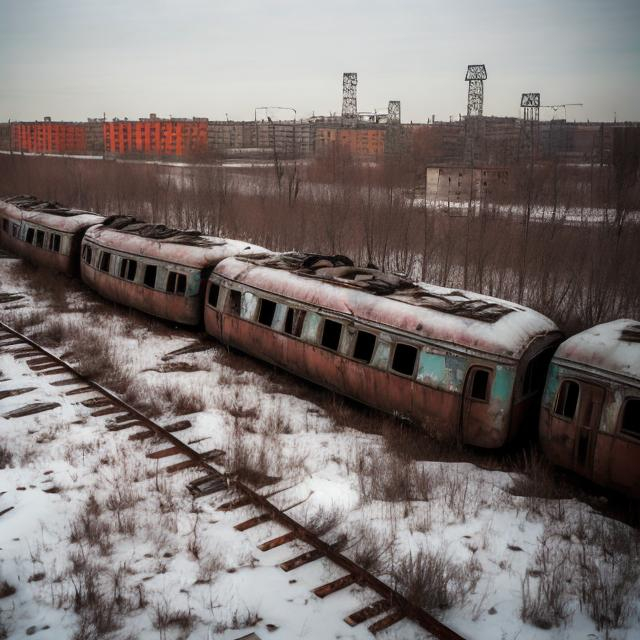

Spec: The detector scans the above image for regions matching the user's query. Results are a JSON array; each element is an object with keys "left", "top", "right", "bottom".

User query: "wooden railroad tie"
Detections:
[
  {"left": 312, "top": 574, "right": 357, "bottom": 598},
  {"left": 0, "top": 387, "right": 35, "bottom": 401},
  {"left": 279, "top": 549, "right": 324, "bottom": 572},
  {"left": 234, "top": 513, "right": 272, "bottom": 531},
  {"left": 344, "top": 599, "right": 393, "bottom": 627},
  {"left": 3, "top": 402, "right": 61, "bottom": 419},
  {"left": 257, "top": 531, "right": 297, "bottom": 551},
  {"left": 368, "top": 610, "right": 405, "bottom": 635}
]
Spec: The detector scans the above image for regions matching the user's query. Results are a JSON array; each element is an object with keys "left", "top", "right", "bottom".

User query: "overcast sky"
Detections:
[{"left": 1, "top": 0, "right": 638, "bottom": 123}]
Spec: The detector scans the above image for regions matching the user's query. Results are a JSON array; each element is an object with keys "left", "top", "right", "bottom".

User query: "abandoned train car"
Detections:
[
  {"left": 204, "top": 253, "right": 562, "bottom": 447},
  {"left": 539, "top": 320, "right": 640, "bottom": 497},
  {"left": 0, "top": 195, "right": 104, "bottom": 275},
  {"left": 80, "top": 216, "right": 267, "bottom": 325}
]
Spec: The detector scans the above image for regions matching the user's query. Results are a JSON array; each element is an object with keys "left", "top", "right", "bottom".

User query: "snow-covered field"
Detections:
[{"left": 1, "top": 257, "right": 639, "bottom": 640}]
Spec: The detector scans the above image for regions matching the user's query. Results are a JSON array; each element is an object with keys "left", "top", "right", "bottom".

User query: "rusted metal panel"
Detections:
[
  {"left": 80, "top": 261, "right": 203, "bottom": 325},
  {"left": 540, "top": 352, "right": 640, "bottom": 498}
]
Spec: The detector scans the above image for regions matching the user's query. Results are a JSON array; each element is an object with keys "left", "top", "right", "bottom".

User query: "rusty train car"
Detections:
[
  {"left": 0, "top": 194, "right": 638, "bottom": 497},
  {"left": 204, "top": 253, "right": 562, "bottom": 448},
  {"left": 0, "top": 195, "right": 104, "bottom": 275},
  {"left": 539, "top": 320, "right": 640, "bottom": 498},
  {"left": 80, "top": 216, "right": 266, "bottom": 325}
]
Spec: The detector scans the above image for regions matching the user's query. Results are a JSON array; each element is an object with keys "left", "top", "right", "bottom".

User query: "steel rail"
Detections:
[{"left": 0, "top": 320, "right": 465, "bottom": 640}]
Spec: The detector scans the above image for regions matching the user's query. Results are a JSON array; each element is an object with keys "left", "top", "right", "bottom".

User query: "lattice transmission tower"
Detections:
[
  {"left": 342, "top": 72, "right": 358, "bottom": 120},
  {"left": 521, "top": 93, "right": 540, "bottom": 121},
  {"left": 387, "top": 100, "right": 401, "bottom": 124},
  {"left": 465, "top": 65, "right": 487, "bottom": 117}
]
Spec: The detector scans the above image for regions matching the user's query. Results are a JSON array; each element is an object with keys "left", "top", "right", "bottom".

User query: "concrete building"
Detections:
[
  {"left": 425, "top": 166, "right": 510, "bottom": 208},
  {"left": 104, "top": 115, "right": 208, "bottom": 158}
]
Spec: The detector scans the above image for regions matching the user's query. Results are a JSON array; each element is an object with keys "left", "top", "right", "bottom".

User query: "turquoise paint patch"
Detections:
[
  {"left": 187, "top": 271, "right": 201, "bottom": 297},
  {"left": 417, "top": 352, "right": 446, "bottom": 386},
  {"left": 542, "top": 363, "right": 561, "bottom": 407},
  {"left": 492, "top": 366, "right": 514, "bottom": 403},
  {"left": 417, "top": 352, "right": 467, "bottom": 392}
]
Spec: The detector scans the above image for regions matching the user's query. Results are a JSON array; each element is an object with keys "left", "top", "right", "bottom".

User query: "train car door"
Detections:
[
  {"left": 461, "top": 366, "right": 492, "bottom": 445},
  {"left": 572, "top": 382, "right": 605, "bottom": 475}
]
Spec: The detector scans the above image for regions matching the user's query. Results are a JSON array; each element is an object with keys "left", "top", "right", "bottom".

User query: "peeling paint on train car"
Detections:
[{"left": 417, "top": 351, "right": 467, "bottom": 393}]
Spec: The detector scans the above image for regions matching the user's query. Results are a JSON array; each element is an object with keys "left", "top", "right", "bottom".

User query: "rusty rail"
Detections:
[{"left": 0, "top": 320, "right": 465, "bottom": 640}]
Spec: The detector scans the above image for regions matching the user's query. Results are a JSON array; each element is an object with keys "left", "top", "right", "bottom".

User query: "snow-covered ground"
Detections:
[{"left": 1, "top": 257, "right": 639, "bottom": 640}]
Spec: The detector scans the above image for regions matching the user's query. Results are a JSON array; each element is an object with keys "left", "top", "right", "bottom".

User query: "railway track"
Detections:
[{"left": 0, "top": 319, "right": 465, "bottom": 640}]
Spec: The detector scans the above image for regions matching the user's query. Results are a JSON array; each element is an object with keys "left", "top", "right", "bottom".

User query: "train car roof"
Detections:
[
  {"left": 213, "top": 252, "right": 560, "bottom": 360},
  {"left": 1, "top": 195, "right": 104, "bottom": 232},
  {"left": 553, "top": 319, "right": 640, "bottom": 383},
  {"left": 84, "top": 216, "right": 267, "bottom": 269},
  {"left": 0, "top": 199, "right": 23, "bottom": 222}
]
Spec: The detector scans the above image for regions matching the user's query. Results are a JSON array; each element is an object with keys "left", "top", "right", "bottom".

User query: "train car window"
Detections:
[
  {"left": 49, "top": 233, "right": 61, "bottom": 252},
  {"left": 12, "top": 224, "right": 19, "bottom": 238},
  {"left": 226, "top": 289, "right": 241, "bottom": 315},
  {"left": 321, "top": 319, "right": 342, "bottom": 351},
  {"left": 99, "top": 251, "right": 111, "bottom": 273},
  {"left": 167, "top": 271, "right": 177, "bottom": 292},
  {"left": 470, "top": 369, "right": 490, "bottom": 400},
  {"left": 391, "top": 343, "right": 418, "bottom": 376},
  {"left": 258, "top": 299, "right": 277, "bottom": 327},
  {"left": 284, "top": 308, "right": 306, "bottom": 337},
  {"left": 176, "top": 274, "right": 186, "bottom": 295},
  {"left": 621, "top": 398, "right": 640, "bottom": 440},
  {"left": 554, "top": 380, "right": 580, "bottom": 419},
  {"left": 35, "top": 230, "right": 45, "bottom": 248},
  {"left": 82, "top": 244, "right": 92, "bottom": 264},
  {"left": 126, "top": 260, "right": 137, "bottom": 281},
  {"left": 144, "top": 264, "right": 157, "bottom": 288},
  {"left": 353, "top": 330, "right": 376, "bottom": 363},
  {"left": 208, "top": 283, "right": 220, "bottom": 307},
  {"left": 1, "top": 219, "right": 7, "bottom": 232},
  {"left": 25, "top": 228, "right": 34, "bottom": 244}
]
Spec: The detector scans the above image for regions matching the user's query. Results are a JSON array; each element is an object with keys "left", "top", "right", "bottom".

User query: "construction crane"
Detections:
[{"left": 540, "top": 103, "right": 583, "bottom": 120}]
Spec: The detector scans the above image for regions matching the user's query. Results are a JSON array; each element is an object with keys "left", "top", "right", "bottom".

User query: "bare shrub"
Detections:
[
  {"left": 151, "top": 596, "right": 197, "bottom": 639},
  {"left": 195, "top": 551, "right": 226, "bottom": 584},
  {"left": 210, "top": 606, "right": 262, "bottom": 633},
  {"left": 347, "top": 522, "right": 395, "bottom": 575},
  {"left": 160, "top": 382, "right": 206, "bottom": 415},
  {"left": 0, "top": 445, "right": 13, "bottom": 469},
  {"left": 392, "top": 547, "right": 481, "bottom": 611},
  {"left": 356, "top": 445, "right": 436, "bottom": 505},
  {"left": 521, "top": 538, "right": 573, "bottom": 629},
  {"left": 0, "top": 580, "right": 16, "bottom": 599},
  {"left": 68, "top": 494, "right": 112, "bottom": 556},
  {"left": 304, "top": 503, "right": 344, "bottom": 537}
]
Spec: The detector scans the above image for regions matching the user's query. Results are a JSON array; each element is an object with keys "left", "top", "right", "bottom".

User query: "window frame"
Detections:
[
  {"left": 468, "top": 367, "right": 492, "bottom": 402},
  {"left": 143, "top": 264, "right": 158, "bottom": 289},
  {"left": 25, "top": 227, "right": 35, "bottom": 244},
  {"left": 320, "top": 317, "right": 343, "bottom": 352},
  {"left": 351, "top": 328, "right": 377, "bottom": 364},
  {"left": 619, "top": 396, "right": 640, "bottom": 442},
  {"left": 99, "top": 251, "right": 111, "bottom": 273},
  {"left": 257, "top": 297, "right": 277, "bottom": 327},
  {"left": 390, "top": 341, "right": 419, "bottom": 378},
  {"left": 553, "top": 379, "right": 581, "bottom": 421},
  {"left": 207, "top": 282, "right": 220, "bottom": 308}
]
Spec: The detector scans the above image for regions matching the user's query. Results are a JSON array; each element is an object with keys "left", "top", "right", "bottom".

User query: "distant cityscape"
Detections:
[{"left": 1, "top": 71, "right": 638, "bottom": 166}]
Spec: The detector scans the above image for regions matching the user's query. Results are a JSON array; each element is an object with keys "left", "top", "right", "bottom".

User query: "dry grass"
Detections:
[
  {"left": 392, "top": 547, "right": 481, "bottom": 612},
  {"left": 0, "top": 445, "right": 13, "bottom": 469},
  {"left": 521, "top": 539, "right": 572, "bottom": 629}
]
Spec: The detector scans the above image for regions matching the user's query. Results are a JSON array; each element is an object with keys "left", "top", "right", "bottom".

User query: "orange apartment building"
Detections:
[
  {"left": 315, "top": 126, "right": 385, "bottom": 159},
  {"left": 11, "top": 120, "right": 88, "bottom": 154},
  {"left": 104, "top": 115, "right": 208, "bottom": 157}
]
